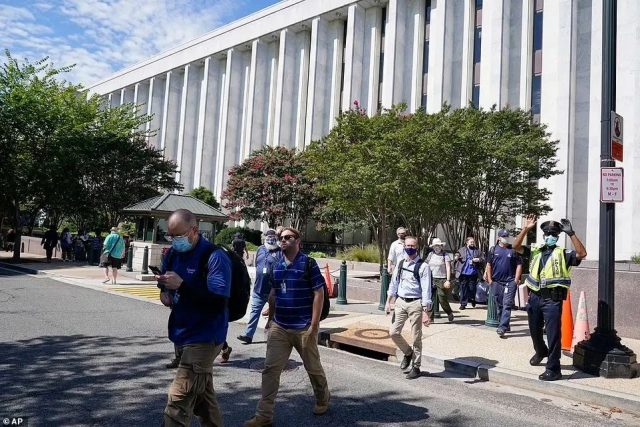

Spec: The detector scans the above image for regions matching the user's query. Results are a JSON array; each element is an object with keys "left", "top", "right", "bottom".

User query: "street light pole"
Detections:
[{"left": 573, "top": 0, "right": 637, "bottom": 378}]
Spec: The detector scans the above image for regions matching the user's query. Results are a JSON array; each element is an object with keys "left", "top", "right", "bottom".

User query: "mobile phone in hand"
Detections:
[{"left": 149, "top": 265, "right": 162, "bottom": 275}]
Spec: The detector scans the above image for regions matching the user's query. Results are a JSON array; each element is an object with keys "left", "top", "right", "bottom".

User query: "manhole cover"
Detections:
[{"left": 249, "top": 359, "right": 300, "bottom": 373}]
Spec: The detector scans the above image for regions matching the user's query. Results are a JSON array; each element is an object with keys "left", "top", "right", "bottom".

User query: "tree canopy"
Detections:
[{"left": 188, "top": 186, "right": 220, "bottom": 209}]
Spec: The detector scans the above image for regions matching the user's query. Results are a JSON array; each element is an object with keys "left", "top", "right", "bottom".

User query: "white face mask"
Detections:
[
  {"left": 433, "top": 246, "right": 443, "bottom": 253},
  {"left": 499, "top": 237, "right": 508, "bottom": 245}
]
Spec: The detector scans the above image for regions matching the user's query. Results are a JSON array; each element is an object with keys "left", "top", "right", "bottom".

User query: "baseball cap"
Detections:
[{"left": 497, "top": 229, "right": 509, "bottom": 238}]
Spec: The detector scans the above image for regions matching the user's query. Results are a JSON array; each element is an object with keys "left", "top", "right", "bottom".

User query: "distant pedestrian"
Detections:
[
  {"left": 60, "top": 228, "right": 73, "bottom": 261},
  {"left": 100, "top": 227, "right": 125, "bottom": 284},
  {"left": 90, "top": 230, "right": 103, "bottom": 265},
  {"left": 237, "top": 229, "right": 281, "bottom": 344},
  {"left": 244, "top": 227, "right": 330, "bottom": 427},
  {"left": 232, "top": 232, "right": 249, "bottom": 262},
  {"left": 425, "top": 238, "right": 454, "bottom": 323},
  {"left": 41, "top": 225, "right": 58, "bottom": 263},
  {"left": 454, "top": 237, "right": 485, "bottom": 310},
  {"left": 513, "top": 215, "right": 587, "bottom": 381},
  {"left": 6, "top": 228, "right": 16, "bottom": 252},
  {"left": 485, "top": 229, "right": 522, "bottom": 338},
  {"left": 385, "top": 236, "right": 432, "bottom": 380},
  {"left": 387, "top": 227, "right": 407, "bottom": 274}
]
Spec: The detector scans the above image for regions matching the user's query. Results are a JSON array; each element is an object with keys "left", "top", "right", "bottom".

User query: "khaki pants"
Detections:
[
  {"left": 163, "top": 343, "right": 224, "bottom": 427},
  {"left": 256, "top": 323, "right": 329, "bottom": 421},
  {"left": 389, "top": 298, "right": 423, "bottom": 368}
]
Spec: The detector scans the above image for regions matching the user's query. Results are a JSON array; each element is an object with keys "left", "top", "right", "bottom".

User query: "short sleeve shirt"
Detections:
[
  {"left": 487, "top": 245, "right": 522, "bottom": 282},
  {"left": 388, "top": 240, "right": 405, "bottom": 267},
  {"left": 427, "top": 252, "right": 451, "bottom": 279}
]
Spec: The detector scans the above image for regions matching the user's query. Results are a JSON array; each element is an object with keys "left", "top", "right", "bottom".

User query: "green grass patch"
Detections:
[{"left": 337, "top": 244, "right": 380, "bottom": 263}]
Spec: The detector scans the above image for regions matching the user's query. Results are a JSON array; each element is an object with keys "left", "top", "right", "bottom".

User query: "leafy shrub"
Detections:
[
  {"left": 632, "top": 253, "right": 640, "bottom": 264},
  {"left": 214, "top": 226, "right": 262, "bottom": 246},
  {"left": 337, "top": 244, "right": 380, "bottom": 263},
  {"left": 246, "top": 242, "right": 258, "bottom": 252},
  {"left": 308, "top": 251, "right": 329, "bottom": 259}
]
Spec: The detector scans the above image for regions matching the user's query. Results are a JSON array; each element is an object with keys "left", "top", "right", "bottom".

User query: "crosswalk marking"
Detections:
[{"left": 108, "top": 285, "right": 160, "bottom": 301}]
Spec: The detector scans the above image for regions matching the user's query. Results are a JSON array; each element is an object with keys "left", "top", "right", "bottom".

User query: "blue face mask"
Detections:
[
  {"left": 172, "top": 235, "right": 193, "bottom": 252},
  {"left": 405, "top": 247, "right": 417, "bottom": 257},
  {"left": 545, "top": 235, "right": 559, "bottom": 246}
]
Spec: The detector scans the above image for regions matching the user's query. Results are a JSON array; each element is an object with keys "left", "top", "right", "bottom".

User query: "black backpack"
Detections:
[
  {"left": 164, "top": 244, "right": 251, "bottom": 322},
  {"left": 396, "top": 258, "right": 425, "bottom": 283}
]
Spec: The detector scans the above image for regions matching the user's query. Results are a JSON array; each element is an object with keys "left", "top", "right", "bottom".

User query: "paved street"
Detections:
[{"left": 1, "top": 268, "right": 637, "bottom": 427}]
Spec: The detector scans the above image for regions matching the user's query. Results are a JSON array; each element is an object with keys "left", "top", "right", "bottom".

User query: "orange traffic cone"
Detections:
[
  {"left": 324, "top": 264, "right": 335, "bottom": 297},
  {"left": 561, "top": 290, "right": 574, "bottom": 351},
  {"left": 571, "top": 291, "right": 591, "bottom": 352}
]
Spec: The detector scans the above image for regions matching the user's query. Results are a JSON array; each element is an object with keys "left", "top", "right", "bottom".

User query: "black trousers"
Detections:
[{"left": 527, "top": 292, "right": 563, "bottom": 373}]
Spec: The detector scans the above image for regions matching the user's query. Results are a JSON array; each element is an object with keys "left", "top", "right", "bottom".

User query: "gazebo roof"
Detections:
[{"left": 122, "top": 193, "right": 228, "bottom": 222}]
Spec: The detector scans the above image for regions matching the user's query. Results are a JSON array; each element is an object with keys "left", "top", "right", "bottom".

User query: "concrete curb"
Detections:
[
  {"left": 0, "top": 261, "right": 40, "bottom": 275},
  {"left": 421, "top": 353, "right": 640, "bottom": 416}
]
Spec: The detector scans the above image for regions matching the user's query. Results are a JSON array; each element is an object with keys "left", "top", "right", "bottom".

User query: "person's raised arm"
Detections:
[{"left": 514, "top": 214, "right": 537, "bottom": 253}]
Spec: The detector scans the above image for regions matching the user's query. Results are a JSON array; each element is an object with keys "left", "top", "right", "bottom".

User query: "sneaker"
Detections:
[
  {"left": 406, "top": 366, "right": 421, "bottom": 379},
  {"left": 400, "top": 351, "right": 414, "bottom": 371},
  {"left": 237, "top": 335, "right": 253, "bottom": 344},
  {"left": 102, "top": 278, "right": 110, "bottom": 284},
  {"left": 538, "top": 370, "right": 562, "bottom": 381},
  {"left": 165, "top": 358, "right": 180, "bottom": 369},
  {"left": 496, "top": 329, "right": 506, "bottom": 338},
  {"left": 459, "top": 305, "right": 466, "bottom": 310},
  {"left": 221, "top": 346, "right": 232, "bottom": 363},
  {"left": 471, "top": 300, "right": 477, "bottom": 308},
  {"left": 243, "top": 416, "right": 273, "bottom": 427},
  {"left": 447, "top": 312, "right": 454, "bottom": 322},
  {"left": 313, "top": 392, "right": 330, "bottom": 415}
]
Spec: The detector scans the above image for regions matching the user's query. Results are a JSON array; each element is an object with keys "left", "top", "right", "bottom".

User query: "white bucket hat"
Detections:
[{"left": 430, "top": 237, "right": 446, "bottom": 247}]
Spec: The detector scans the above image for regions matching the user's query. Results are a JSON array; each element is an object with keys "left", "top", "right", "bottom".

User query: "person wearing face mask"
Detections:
[
  {"left": 237, "top": 229, "right": 281, "bottom": 344},
  {"left": 454, "top": 236, "right": 485, "bottom": 310},
  {"left": 425, "top": 238, "right": 454, "bottom": 323},
  {"left": 385, "top": 236, "right": 432, "bottom": 380},
  {"left": 513, "top": 215, "right": 587, "bottom": 381},
  {"left": 387, "top": 227, "right": 408, "bottom": 274},
  {"left": 156, "top": 209, "right": 232, "bottom": 426},
  {"left": 486, "top": 229, "right": 522, "bottom": 338}
]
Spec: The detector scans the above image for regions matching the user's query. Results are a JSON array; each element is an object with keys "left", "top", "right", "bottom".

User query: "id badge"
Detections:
[
  {"left": 262, "top": 266, "right": 267, "bottom": 275},
  {"left": 281, "top": 281, "right": 287, "bottom": 294}
]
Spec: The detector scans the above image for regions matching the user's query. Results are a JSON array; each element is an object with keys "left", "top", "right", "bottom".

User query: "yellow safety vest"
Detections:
[{"left": 525, "top": 245, "right": 572, "bottom": 291}]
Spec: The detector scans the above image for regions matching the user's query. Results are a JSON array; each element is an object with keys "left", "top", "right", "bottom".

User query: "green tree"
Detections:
[
  {"left": 188, "top": 186, "right": 220, "bottom": 209},
  {"left": 223, "top": 146, "right": 320, "bottom": 229}
]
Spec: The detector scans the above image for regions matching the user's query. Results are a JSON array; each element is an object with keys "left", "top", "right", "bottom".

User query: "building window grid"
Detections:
[
  {"left": 531, "top": 0, "right": 543, "bottom": 123},
  {"left": 421, "top": 1, "right": 432, "bottom": 108},
  {"left": 471, "top": 0, "right": 483, "bottom": 107}
]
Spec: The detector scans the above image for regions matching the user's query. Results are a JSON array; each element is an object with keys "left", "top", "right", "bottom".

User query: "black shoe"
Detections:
[
  {"left": 406, "top": 367, "right": 421, "bottom": 379},
  {"left": 237, "top": 335, "right": 253, "bottom": 344},
  {"left": 538, "top": 370, "right": 562, "bottom": 381},
  {"left": 529, "top": 353, "right": 549, "bottom": 366},
  {"left": 400, "top": 351, "right": 414, "bottom": 371},
  {"left": 165, "top": 358, "right": 180, "bottom": 369},
  {"left": 447, "top": 313, "right": 454, "bottom": 322},
  {"left": 496, "top": 329, "right": 506, "bottom": 338},
  {"left": 459, "top": 305, "right": 466, "bottom": 310},
  {"left": 471, "top": 300, "right": 477, "bottom": 308}
]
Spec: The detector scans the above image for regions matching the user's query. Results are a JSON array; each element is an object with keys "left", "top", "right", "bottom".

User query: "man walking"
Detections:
[
  {"left": 244, "top": 227, "right": 329, "bottom": 427},
  {"left": 513, "top": 215, "right": 586, "bottom": 381},
  {"left": 157, "top": 209, "right": 231, "bottom": 426},
  {"left": 232, "top": 232, "right": 250, "bottom": 262},
  {"left": 387, "top": 227, "right": 407, "bottom": 274},
  {"left": 425, "top": 238, "right": 454, "bottom": 323},
  {"left": 486, "top": 229, "right": 522, "bottom": 338},
  {"left": 385, "top": 236, "right": 432, "bottom": 380},
  {"left": 41, "top": 225, "right": 58, "bottom": 263},
  {"left": 100, "top": 227, "right": 124, "bottom": 284},
  {"left": 238, "top": 229, "right": 280, "bottom": 344},
  {"left": 454, "top": 237, "right": 484, "bottom": 309}
]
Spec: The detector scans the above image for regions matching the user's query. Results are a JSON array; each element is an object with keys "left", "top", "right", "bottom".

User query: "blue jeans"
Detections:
[
  {"left": 494, "top": 280, "right": 517, "bottom": 331},
  {"left": 458, "top": 273, "right": 478, "bottom": 306},
  {"left": 244, "top": 291, "right": 269, "bottom": 338},
  {"left": 527, "top": 292, "right": 563, "bottom": 373}
]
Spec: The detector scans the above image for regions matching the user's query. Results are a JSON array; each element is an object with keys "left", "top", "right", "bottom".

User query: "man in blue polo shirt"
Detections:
[
  {"left": 244, "top": 227, "right": 330, "bottom": 427},
  {"left": 486, "top": 229, "right": 522, "bottom": 338},
  {"left": 157, "top": 209, "right": 231, "bottom": 427}
]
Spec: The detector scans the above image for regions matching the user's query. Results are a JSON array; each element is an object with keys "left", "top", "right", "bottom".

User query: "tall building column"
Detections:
[
  {"left": 200, "top": 57, "right": 225, "bottom": 194},
  {"left": 381, "top": 0, "right": 398, "bottom": 108},
  {"left": 161, "top": 70, "right": 185, "bottom": 164},
  {"left": 460, "top": 0, "right": 474, "bottom": 107},
  {"left": 426, "top": 0, "right": 446, "bottom": 112},
  {"left": 342, "top": 3, "right": 366, "bottom": 112},
  {"left": 177, "top": 62, "right": 204, "bottom": 191},
  {"left": 135, "top": 81, "right": 150, "bottom": 132},
  {"left": 409, "top": 0, "right": 426, "bottom": 112},
  {"left": 364, "top": 7, "right": 382, "bottom": 116},
  {"left": 479, "top": 0, "right": 506, "bottom": 108}
]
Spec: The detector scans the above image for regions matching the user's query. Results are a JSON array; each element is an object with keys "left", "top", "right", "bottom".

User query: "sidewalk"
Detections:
[{"left": 2, "top": 254, "right": 639, "bottom": 415}]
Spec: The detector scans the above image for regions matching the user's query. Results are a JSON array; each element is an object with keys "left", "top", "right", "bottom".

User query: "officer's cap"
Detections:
[{"left": 540, "top": 220, "right": 562, "bottom": 236}]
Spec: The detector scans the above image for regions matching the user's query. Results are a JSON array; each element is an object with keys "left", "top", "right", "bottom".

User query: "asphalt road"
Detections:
[{"left": 1, "top": 268, "right": 637, "bottom": 427}]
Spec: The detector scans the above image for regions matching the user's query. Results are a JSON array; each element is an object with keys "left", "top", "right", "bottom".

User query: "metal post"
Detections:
[
  {"left": 573, "top": 0, "right": 637, "bottom": 378},
  {"left": 126, "top": 245, "right": 134, "bottom": 272},
  {"left": 379, "top": 265, "right": 390, "bottom": 310},
  {"left": 485, "top": 285, "right": 499, "bottom": 327},
  {"left": 337, "top": 260, "right": 348, "bottom": 305},
  {"left": 141, "top": 246, "right": 149, "bottom": 274}
]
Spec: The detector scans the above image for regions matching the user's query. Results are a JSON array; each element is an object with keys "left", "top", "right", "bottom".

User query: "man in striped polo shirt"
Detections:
[
  {"left": 385, "top": 236, "right": 432, "bottom": 380},
  {"left": 244, "top": 227, "right": 330, "bottom": 427}
]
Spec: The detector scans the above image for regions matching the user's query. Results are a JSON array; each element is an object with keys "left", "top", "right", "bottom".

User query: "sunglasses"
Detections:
[{"left": 279, "top": 234, "right": 297, "bottom": 241}]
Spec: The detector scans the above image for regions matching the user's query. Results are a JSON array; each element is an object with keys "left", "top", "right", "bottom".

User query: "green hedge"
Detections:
[
  {"left": 337, "top": 244, "right": 380, "bottom": 263},
  {"left": 214, "top": 226, "right": 262, "bottom": 246}
]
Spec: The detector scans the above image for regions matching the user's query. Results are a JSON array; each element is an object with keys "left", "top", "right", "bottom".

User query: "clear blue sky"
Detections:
[{"left": 0, "top": 0, "right": 280, "bottom": 86}]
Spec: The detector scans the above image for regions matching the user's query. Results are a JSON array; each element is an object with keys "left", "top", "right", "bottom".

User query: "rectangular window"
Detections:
[
  {"left": 471, "top": 0, "right": 483, "bottom": 107},
  {"left": 421, "top": 1, "right": 432, "bottom": 107},
  {"left": 531, "top": 2, "right": 543, "bottom": 120}
]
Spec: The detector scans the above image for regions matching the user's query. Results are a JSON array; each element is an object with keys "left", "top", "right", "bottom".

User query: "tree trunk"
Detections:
[{"left": 12, "top": 201, "right": 21, "bottom": 261}]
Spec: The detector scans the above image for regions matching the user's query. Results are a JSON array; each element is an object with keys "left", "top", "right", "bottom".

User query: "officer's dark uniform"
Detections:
[{"left": 520, "top": 221, "right": 581, "bottom": 381}]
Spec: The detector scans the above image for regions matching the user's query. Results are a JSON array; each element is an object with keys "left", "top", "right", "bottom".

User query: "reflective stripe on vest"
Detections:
[{"left": 526, "top": 245, "right": 572, "bottom": 291}]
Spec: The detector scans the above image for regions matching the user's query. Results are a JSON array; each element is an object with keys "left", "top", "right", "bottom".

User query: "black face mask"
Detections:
[{"left": 468, "top": 244, "right": 476, "bottom": 250}]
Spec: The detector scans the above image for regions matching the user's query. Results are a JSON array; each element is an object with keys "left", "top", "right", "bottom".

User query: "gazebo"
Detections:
[{"left": 122, "top": 193, "right": 228, "bottom": 271}]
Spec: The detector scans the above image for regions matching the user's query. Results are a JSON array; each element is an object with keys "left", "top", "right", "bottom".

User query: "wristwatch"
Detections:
[{"left": 422, "top": 307, "right": 429, "bottom": 312}]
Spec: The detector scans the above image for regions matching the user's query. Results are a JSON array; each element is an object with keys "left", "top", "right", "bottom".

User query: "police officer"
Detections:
[{"left": 513, "top": 215, "right": 587, "bottom": 381}]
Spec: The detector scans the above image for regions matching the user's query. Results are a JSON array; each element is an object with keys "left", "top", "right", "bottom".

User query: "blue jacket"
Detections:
[
  {"left": 253, "top": 245, "right": 281, "bottom": 295},
  {"left": 162, "top": 236, "right": 231, "bottom": 346}
]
